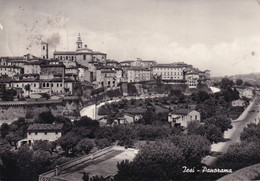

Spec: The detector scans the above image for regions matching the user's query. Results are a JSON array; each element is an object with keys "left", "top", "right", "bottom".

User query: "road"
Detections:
[
  {"left": 202, "top": 96, "right": 260, "bottom": 166},
  {"left": 80, "top": 94, "right": 168, "bottom": 119}
]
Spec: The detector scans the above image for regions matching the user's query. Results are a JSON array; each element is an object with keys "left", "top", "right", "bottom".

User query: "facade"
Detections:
[
  {"left": 168, "top": 109, "right": 201, "bottom": 128},
  {"left": 130, "top": 58, "right": 157, "bottom": 68},
  {"left": 152, "top": 62, "right": 189, "bottom": 83},
  {"left": 0, "top": 65, "right": 23, "bottom": 77},
  {"left": 127, "top": 68, "right": 151, "bottom": 83},
  {"left": 96, "top": 67, "right": 122, "bottom": 88},
  {"left": 24, "top": 61, "right": 41, "bottom": 74},
  {"left": 41, "top": 63, "right": 65, "bottom": 76},
  {"left": 123, "top": 108, "right": 146, "bottom": 123},
  {"left": 18, "top": 123, "right": 63, "bottom": 147}
]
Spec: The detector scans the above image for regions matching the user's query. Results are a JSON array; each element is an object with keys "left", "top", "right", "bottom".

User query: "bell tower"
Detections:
[
  {"left": 76, "top": 33, "right": 83, "bottom": 50},
  {"left": 41, "top": 42, "right": 48, "bottom": 59}
]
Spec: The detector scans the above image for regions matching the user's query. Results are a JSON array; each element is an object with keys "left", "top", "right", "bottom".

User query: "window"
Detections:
[
  {"left": 35, "top": 132, "right": 38, "bottom": 135},
  {"left": 57, "top": 83, "right": 59, "bottom": 87},
  {"left": 44, "top": 132, "right": 47, "bottom": 135},
  {"left": 43, "top": 46, "right": 45, "bottom": 50},
  {"left": 66, "top": 56, "right": 68, "bottom": 60},
  {"left": 83, "top": 55, "right": 86, "bottom": 60},
  {"left": 28, "top": 132, "right": 31, "bottom": 135},
  {"left": 55, "top": 132, "right": 58, "bottom": 135},
  {"left": 195, "top": 115, "right": 197, "bottom": 120}
]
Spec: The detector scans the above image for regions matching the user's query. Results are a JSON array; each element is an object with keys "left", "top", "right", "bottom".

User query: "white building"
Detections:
[
  {"left": 18, "top": 123, "right": 63, "bottom": 147},
  {"left": 152, "top": 62, "right": 190, "bottom": 83},
  {"left": 127, "top": 68, "right": 151, "bottom": 83},
  {"left": 168, "top": 109, "right": 201, "bottom": 128}
]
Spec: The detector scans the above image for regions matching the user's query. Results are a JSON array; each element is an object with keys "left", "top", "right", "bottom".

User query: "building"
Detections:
[
  {"left": 120, "top": 58, "right": 156, "bottom": 68},
  {"left": 96, "top": 67, "right": 122, "bottom": 88},
  {"left": 168, "top": 109, "right": 201, "bottom": 128},
  {"left": 24, "top": 61, "right": 41, "bottom": 74},
  {"left": 232, "top": 99, "right": 246, "bottom": 107},
  {"left": 123, "top": 108, "right": 146, "bottom": 123},
  {"left": 152, "top": 62, "right": 190, "bottom": 83},
  {"left": 53, "top": 33, "right": 107, "bottom": 67},
  {"left": 41, "top": 42, "right": 49, "bottom": 59},
  {"left": 127, "top": 68, "right": 151, "bottom": 83},
  {"left": 0, "top": 65, "right": 23, "bottom": 77},
  {"left": 130, "top": 58, "right": 157, "bottom": 68},
  {"left": 18, "top": 123, "right": 63, "bottom": 147},
  {"left": 41, "top": 62, "right": 65, "bottom": 76},
  {"left": 240, "top": 88, "right": 254, "bottom": 99}
]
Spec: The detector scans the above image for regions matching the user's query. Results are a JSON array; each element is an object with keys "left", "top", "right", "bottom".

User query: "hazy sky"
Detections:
[{"left": 1, "top": 0, "right": 260, "bottom": 76}]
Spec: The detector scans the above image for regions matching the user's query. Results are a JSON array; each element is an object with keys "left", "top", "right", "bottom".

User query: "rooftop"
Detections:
[
  {"left": 171, "top": 108, "right": 194, "bottom": 115},
  {"left": 54, "top": 51, "right": 76, "bottom": 55},
  {"left": 124, "top": 107, "right": 146, "bottom": 115},
  {"left": 27, "top": 123, "right": 63, "bottom": 132}
]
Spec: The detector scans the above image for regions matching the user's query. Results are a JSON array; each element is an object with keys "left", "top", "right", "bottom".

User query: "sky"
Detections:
[{"left": 0, "top": 0, "right": 260, "bottom": 76}]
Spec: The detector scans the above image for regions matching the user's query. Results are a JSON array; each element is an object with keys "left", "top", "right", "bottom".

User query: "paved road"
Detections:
[
  {"left": 202, "top": 96, "right": 260, "bottom": 166},
  {"left": 80, "top": 94, "right": 168, "bottom": 119}
]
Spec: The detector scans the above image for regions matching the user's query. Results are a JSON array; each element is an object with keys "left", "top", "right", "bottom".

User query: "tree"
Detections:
[
  {"left": 41, "top": 93, "right": 50, "bottom": 100},
  {"left": 187, "top": 121, "right": 205, "bottom": 136},
  {"left": 58, "top": 132, "right": 79, "bottom": 156},
  {"left": 76, "top": 138, "right": 95, "bottom": 155},
  {"left": 236, "top": 79, "right": 243, "bottom": 86},
  {"left": 32, "top": 140, "right": 56, "bottom": 155},
  {"left": 82, "top": 172, "right": 89, "bottom": 181},
  {"left": 240, "top": 123, "right": 260, "bottom": 143},
  {"left": 2, "top": 89, "right": 17, "bottom": 101},
  {"left": 24, "top": 84, "right": 31, "bottom": 97},
  {"left": 217, "top": 142, "right": 260, "bottom": 171},
  {"left": 5, "top": 132, "right": 21, "bottom": 149},
  {"left": 37, "top": 111, "right": 55, "bottom": 124},
  {"left": 169, "top": 135, "right": 211, "bottom": 167},
  {"left": 0, "top": 123, "right": 10, "bottom": 139},
  {"left": 116, "top": 140, "right": 186, "bottom": 181},
  {"left": 204, "top": 124, "right": 223, "bottom": 143},
  {"left": 204, "top": 115, "right": 232, "bottom": 133},
  {"left": 220, "top": 78, "right": 234, "bottom": 90}
]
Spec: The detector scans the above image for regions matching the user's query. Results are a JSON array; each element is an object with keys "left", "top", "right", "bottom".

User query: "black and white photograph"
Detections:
[{"left": 0, "top": 0, "right": 260, "bottom": 180}]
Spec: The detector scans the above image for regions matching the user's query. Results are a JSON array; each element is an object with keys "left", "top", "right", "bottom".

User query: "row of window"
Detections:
[
  {"left": 153, "top": 68, "right": 184, "bottom": 71},
  {"left": 28, "top": 132, "right": 59, "bottom": 135}
]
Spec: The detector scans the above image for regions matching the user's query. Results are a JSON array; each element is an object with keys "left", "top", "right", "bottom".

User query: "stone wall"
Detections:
[{"left": 0, "top": 99, "right": 80, "bottom": 124}]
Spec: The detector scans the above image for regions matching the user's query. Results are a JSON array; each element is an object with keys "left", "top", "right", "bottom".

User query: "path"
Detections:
[{"left": 202, "top": 96, "right": 260, "bottom": 166}]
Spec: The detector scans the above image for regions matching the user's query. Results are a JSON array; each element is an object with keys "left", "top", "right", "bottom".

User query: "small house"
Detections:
[
  {"left": 232, "top": 99, "right": 246, "bottom": 107},
  {"left": 18, "top": 123, "right": 63, "bottom": 147},
  {"left": 168, "top": 109, "right": 200, "bottom": 128}
]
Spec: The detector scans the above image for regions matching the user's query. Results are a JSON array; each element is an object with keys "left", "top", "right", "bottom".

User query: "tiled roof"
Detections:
[
  {"left": 93, "top": 51, "right": 107, "bottom": 55},
  {"left": 27, "top": 123, "right": 63, "bottom": 132},
  {"left": 54, "top": 51, "right": 76, "bottom": 55},
  {"left": 153, "top": 63, "right": 190, "bottom": 68},
  {"left": 171, "top": 109, "right": 194, "bottom": 115},
  {"left": 124, "top": 108, "right": 146, "bottom": 115}
]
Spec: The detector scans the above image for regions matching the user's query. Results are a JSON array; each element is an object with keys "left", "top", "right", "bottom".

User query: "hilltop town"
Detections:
[
  {"left": 0, "top": 34, "right": 211, "bottom": 123},
  {"left": 1, "top": 33, "right": 260, "bottom": 181}
]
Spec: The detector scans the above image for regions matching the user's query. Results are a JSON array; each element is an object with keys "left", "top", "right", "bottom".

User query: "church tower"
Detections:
[
  {"left": 76, "top": 33, "right": 83, "bottom": 50},
  {"left": 41, "top": 42, "right": 48, "bottom": 59}
]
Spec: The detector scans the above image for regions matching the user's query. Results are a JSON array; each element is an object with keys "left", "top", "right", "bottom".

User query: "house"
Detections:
[
  {"left": 18, "top": 123, "right": 63, "bottom": 147},
  {"left": 123, "top": 108, "right": 146, "bottom": 123},
  {"left": 168, "top": 109, "right": 201, "bottom": 128},
  {"left": 241, "top": 88, "right": 254, "bottom": 99},
  {"left": 232, "top": 99, "right": 246, "bottom": 107}
]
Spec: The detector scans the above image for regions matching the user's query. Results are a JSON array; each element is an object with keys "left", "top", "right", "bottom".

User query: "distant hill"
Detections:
[{"left": 212, "top": 72, "right": 260, "bottom": 86}]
